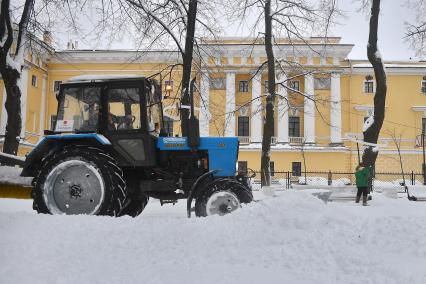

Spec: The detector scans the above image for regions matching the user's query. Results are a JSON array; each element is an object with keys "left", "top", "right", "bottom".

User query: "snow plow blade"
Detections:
[{"left": 0, "top": 152, "right": 26, "bottom": 167}]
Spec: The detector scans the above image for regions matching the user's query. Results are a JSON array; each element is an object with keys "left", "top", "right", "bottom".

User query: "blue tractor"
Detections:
[{"left": 21, "top": 75, "right": 253, "bottom": 217}]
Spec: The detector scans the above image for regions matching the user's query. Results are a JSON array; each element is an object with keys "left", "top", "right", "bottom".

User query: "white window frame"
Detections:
[
  {"left": 289, "top": 80, "right": 300, "bottom": 92},
  {"left": 421, "top": 80, "right": 426, "bottom": 94},
  {"left": 238, "top": 80, "right": 249, "bottom": 93},
  {"left": 363, "top": 79, "right": 375, "bottom": 94},
  {"left": 31, "top": 75, "right": 38, "bottom": 87}
]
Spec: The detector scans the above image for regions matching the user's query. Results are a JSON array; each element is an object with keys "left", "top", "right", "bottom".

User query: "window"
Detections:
[
  {"left": 292, "top": 162, "right": 302, "bottom": 176},
  {"left": 421, "top": 79, "right": 426, "bottom": 94},
  {"left": 53, "top": 81, "right": 62, "bottom": 92},
  {"left": 163, "top": 116, "right": 174, "bottom": 137},
  {"left": 56, "top": 87, "right": 101, "bottom": 132},
  {"left": 106, "top": 87, "right": 141, "bottom": 131},
  {"left": 364, "top": 76, "right": 374, "bottom": 93},
  {"left": 423, "top": 118, "right": 426, "bottom": 134},
  {"left": 289, "top": 116, "right": 300, "bottom": 137},
  {"left": 239, "top": 81, "right": 249, "bottom": 92},
  {"left": 164, "top": 80, "right": 174, "bottom": 92},
  {"left": 237, "top": 116, "right": 250, "bottom": 136},
  {"left": 264, "top": 80, "right": 269, "bottom": 93},
  {"left": 210, "top": 78, "right": 225, "bottom": 90},
  {"left": 270, "top": 161, "right": 275, "bottom": 176},
  {"left": 290, "top": 80, "right": 300, "bottom": 91},
  {"left": 238, "top": 161, "right": 248, "bottom": 174},
  {"left": 31, "top": 75, "right": 37, "bottom": 87}
]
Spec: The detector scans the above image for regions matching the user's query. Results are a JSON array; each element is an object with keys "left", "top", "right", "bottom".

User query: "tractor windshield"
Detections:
[
  {"left": 146, "top": 81, "right": 162, "bottom": 136},
  {"left": 55, "top": 86, "right": 101, "bottom": 132}
]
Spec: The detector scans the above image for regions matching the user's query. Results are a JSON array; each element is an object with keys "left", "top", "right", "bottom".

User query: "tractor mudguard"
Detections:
[
  {"left": 187, "top": 170, "right": 218, "bottom": 218},
  {"left": 21, "top": 134, "right": 111, "bottom": 177}
]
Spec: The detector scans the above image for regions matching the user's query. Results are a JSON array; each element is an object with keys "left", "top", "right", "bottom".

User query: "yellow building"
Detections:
[{"left": 1, "top": 36, "right": 426, "bottom": 177}]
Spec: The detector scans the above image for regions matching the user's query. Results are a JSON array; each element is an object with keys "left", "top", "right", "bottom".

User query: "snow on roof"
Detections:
[
  {"left": 67, "top": 74, "right": 146, "bottom": 83},
  {"left": 353, "top": 63, "right": 426, "bottom": 68}
]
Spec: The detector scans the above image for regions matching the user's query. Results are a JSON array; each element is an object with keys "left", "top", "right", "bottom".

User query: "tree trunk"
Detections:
[
  {"left": 261, "top": 0, "right": 276, "bottom": 187},
  {"left": 362, "top": 0, "right": 387, "bottom": 167},
  {"left": 180, "top": 0, "right": 198, "bottom": 136},
  {"left": 1, "top": 68, "right": 22, "bottom": 155}
]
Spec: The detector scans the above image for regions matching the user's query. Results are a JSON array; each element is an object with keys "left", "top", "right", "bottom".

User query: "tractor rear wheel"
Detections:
[
  {"left": 119, "top": 194, "right": 149, "bottom": 217},
  {"left": 194, "top": 179, "right": 253, "bottom": 217},
  {"left": 32, "top": 147, "right": 126, "bottom": 216}
]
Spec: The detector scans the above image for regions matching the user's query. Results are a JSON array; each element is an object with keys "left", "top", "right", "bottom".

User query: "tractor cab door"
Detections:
[{"left": 101, "top": 80, "right": 157, "bottom": 167}]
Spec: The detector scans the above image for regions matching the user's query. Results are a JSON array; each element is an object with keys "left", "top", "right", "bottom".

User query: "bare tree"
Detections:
[
  {"left": 0, "top": 0, "right": 35, "bottom": 155},
  {"left": 361, "top": 0, "right": 387, "bottom": 168},
  {"left": 405, "top": 0, "right": 426, "bottom": 56},
  {"left": 225, "top": 0, "right": 340, "bottom": 186},
  {"left": 58, "top": 0, "right": 220, "bottom": 136},
  {"left": 387, "top": 129, "right": 406, "bottom": 186}
]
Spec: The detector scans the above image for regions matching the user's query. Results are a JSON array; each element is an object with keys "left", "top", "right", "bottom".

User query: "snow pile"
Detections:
[
  {"left": 2, "top": 192, "right": 426, "bottom": 283},
  {"left": 299, "top": 176, "right": 328, "bottom": 185},
  {"left": 297, "top": 176, "right": 351, "bottom": 186},
  {"left": 0, "top": 166, "right": 32, "bottom": 186}
]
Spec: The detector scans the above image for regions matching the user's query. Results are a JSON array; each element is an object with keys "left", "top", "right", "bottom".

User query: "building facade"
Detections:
[{"left": 1, "top": 36, "right": 426, "bottom": 176}]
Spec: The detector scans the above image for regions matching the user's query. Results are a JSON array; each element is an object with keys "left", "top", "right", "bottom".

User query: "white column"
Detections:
[
  {"left": 333, "top": 57, "right": 340, "bottom": 66},
  {"left": 225, "top": 71, "right": 236, "bottom": 137},
  {"left": 277, "top": 73, "right": 289, "bottom": 143},
  {"left": 227, "top": 53, "right": 234, "bottom": 65},
  {"left": 330, "top": 72, "right": 342, "bottom": 144},
  {"left": 251, "top": 72, "right": 262, "bottom": 143},
  {"left": 20, "top": 65, "right": 29, "bottom": 138},
  {"left": 199, "top": 72, "right": 210, "bottom": 137},
  {"left": 304, "top": 73, "right": 315, "bottom": 144},
  {"left": 39, "top": 74, "right": 47, "bottom": 140}
]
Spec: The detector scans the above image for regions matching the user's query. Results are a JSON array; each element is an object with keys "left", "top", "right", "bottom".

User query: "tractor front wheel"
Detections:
[
  {"left": 194, "top": 179, "right": 253, "bottom": 217},
  {"left": 32, "top": 147, "right": 126, "bottom": 216}
]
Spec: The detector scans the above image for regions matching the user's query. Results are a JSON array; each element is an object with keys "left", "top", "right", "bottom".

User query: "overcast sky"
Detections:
[
  {"left": 58, "top": 1, "right": 418, "bottom": 60},
  {"left": 330, "top": 1, "right": 417, "bottom": 60}
]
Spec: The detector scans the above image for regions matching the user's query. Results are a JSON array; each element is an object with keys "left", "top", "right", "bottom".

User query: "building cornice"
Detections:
[{"left": 48, "top": 50, "right": 182, "bottom": 64}]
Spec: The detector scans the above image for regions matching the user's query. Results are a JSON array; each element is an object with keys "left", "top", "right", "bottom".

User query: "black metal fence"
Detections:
[{"left": 252, "top": 170, "right": 424, "bottom": 189}]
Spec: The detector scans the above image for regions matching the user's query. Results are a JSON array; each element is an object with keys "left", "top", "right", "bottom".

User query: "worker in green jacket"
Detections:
[{"left": 355, "top": 163, "right": 372, "bottom": 206}]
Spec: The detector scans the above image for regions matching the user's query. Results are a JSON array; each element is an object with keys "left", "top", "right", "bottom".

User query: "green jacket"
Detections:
[{"left": 355, "top": 166, "right": 371, "bottom": 187}]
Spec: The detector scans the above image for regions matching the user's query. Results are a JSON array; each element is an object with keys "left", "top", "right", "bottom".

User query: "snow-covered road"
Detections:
[{"left": 1, "top": 191, "right": 426, "bottom": 284}]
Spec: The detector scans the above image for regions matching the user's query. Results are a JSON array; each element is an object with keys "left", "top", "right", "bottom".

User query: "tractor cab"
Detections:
[{"left": 53, "top": 75, "right": 163, "bottom": 167}]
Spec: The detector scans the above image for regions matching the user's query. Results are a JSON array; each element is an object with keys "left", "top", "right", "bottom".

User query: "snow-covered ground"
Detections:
[
  {"left": 0, "top": 166, "right": 32, "bottom": 186},
  {"left": 1, "top": 191, "right": 426, "bottom": 284}
]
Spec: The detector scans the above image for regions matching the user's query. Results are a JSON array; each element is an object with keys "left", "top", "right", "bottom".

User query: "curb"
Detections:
[{"left": 0, "top": 184, "right": 32, "bottom": 199}]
